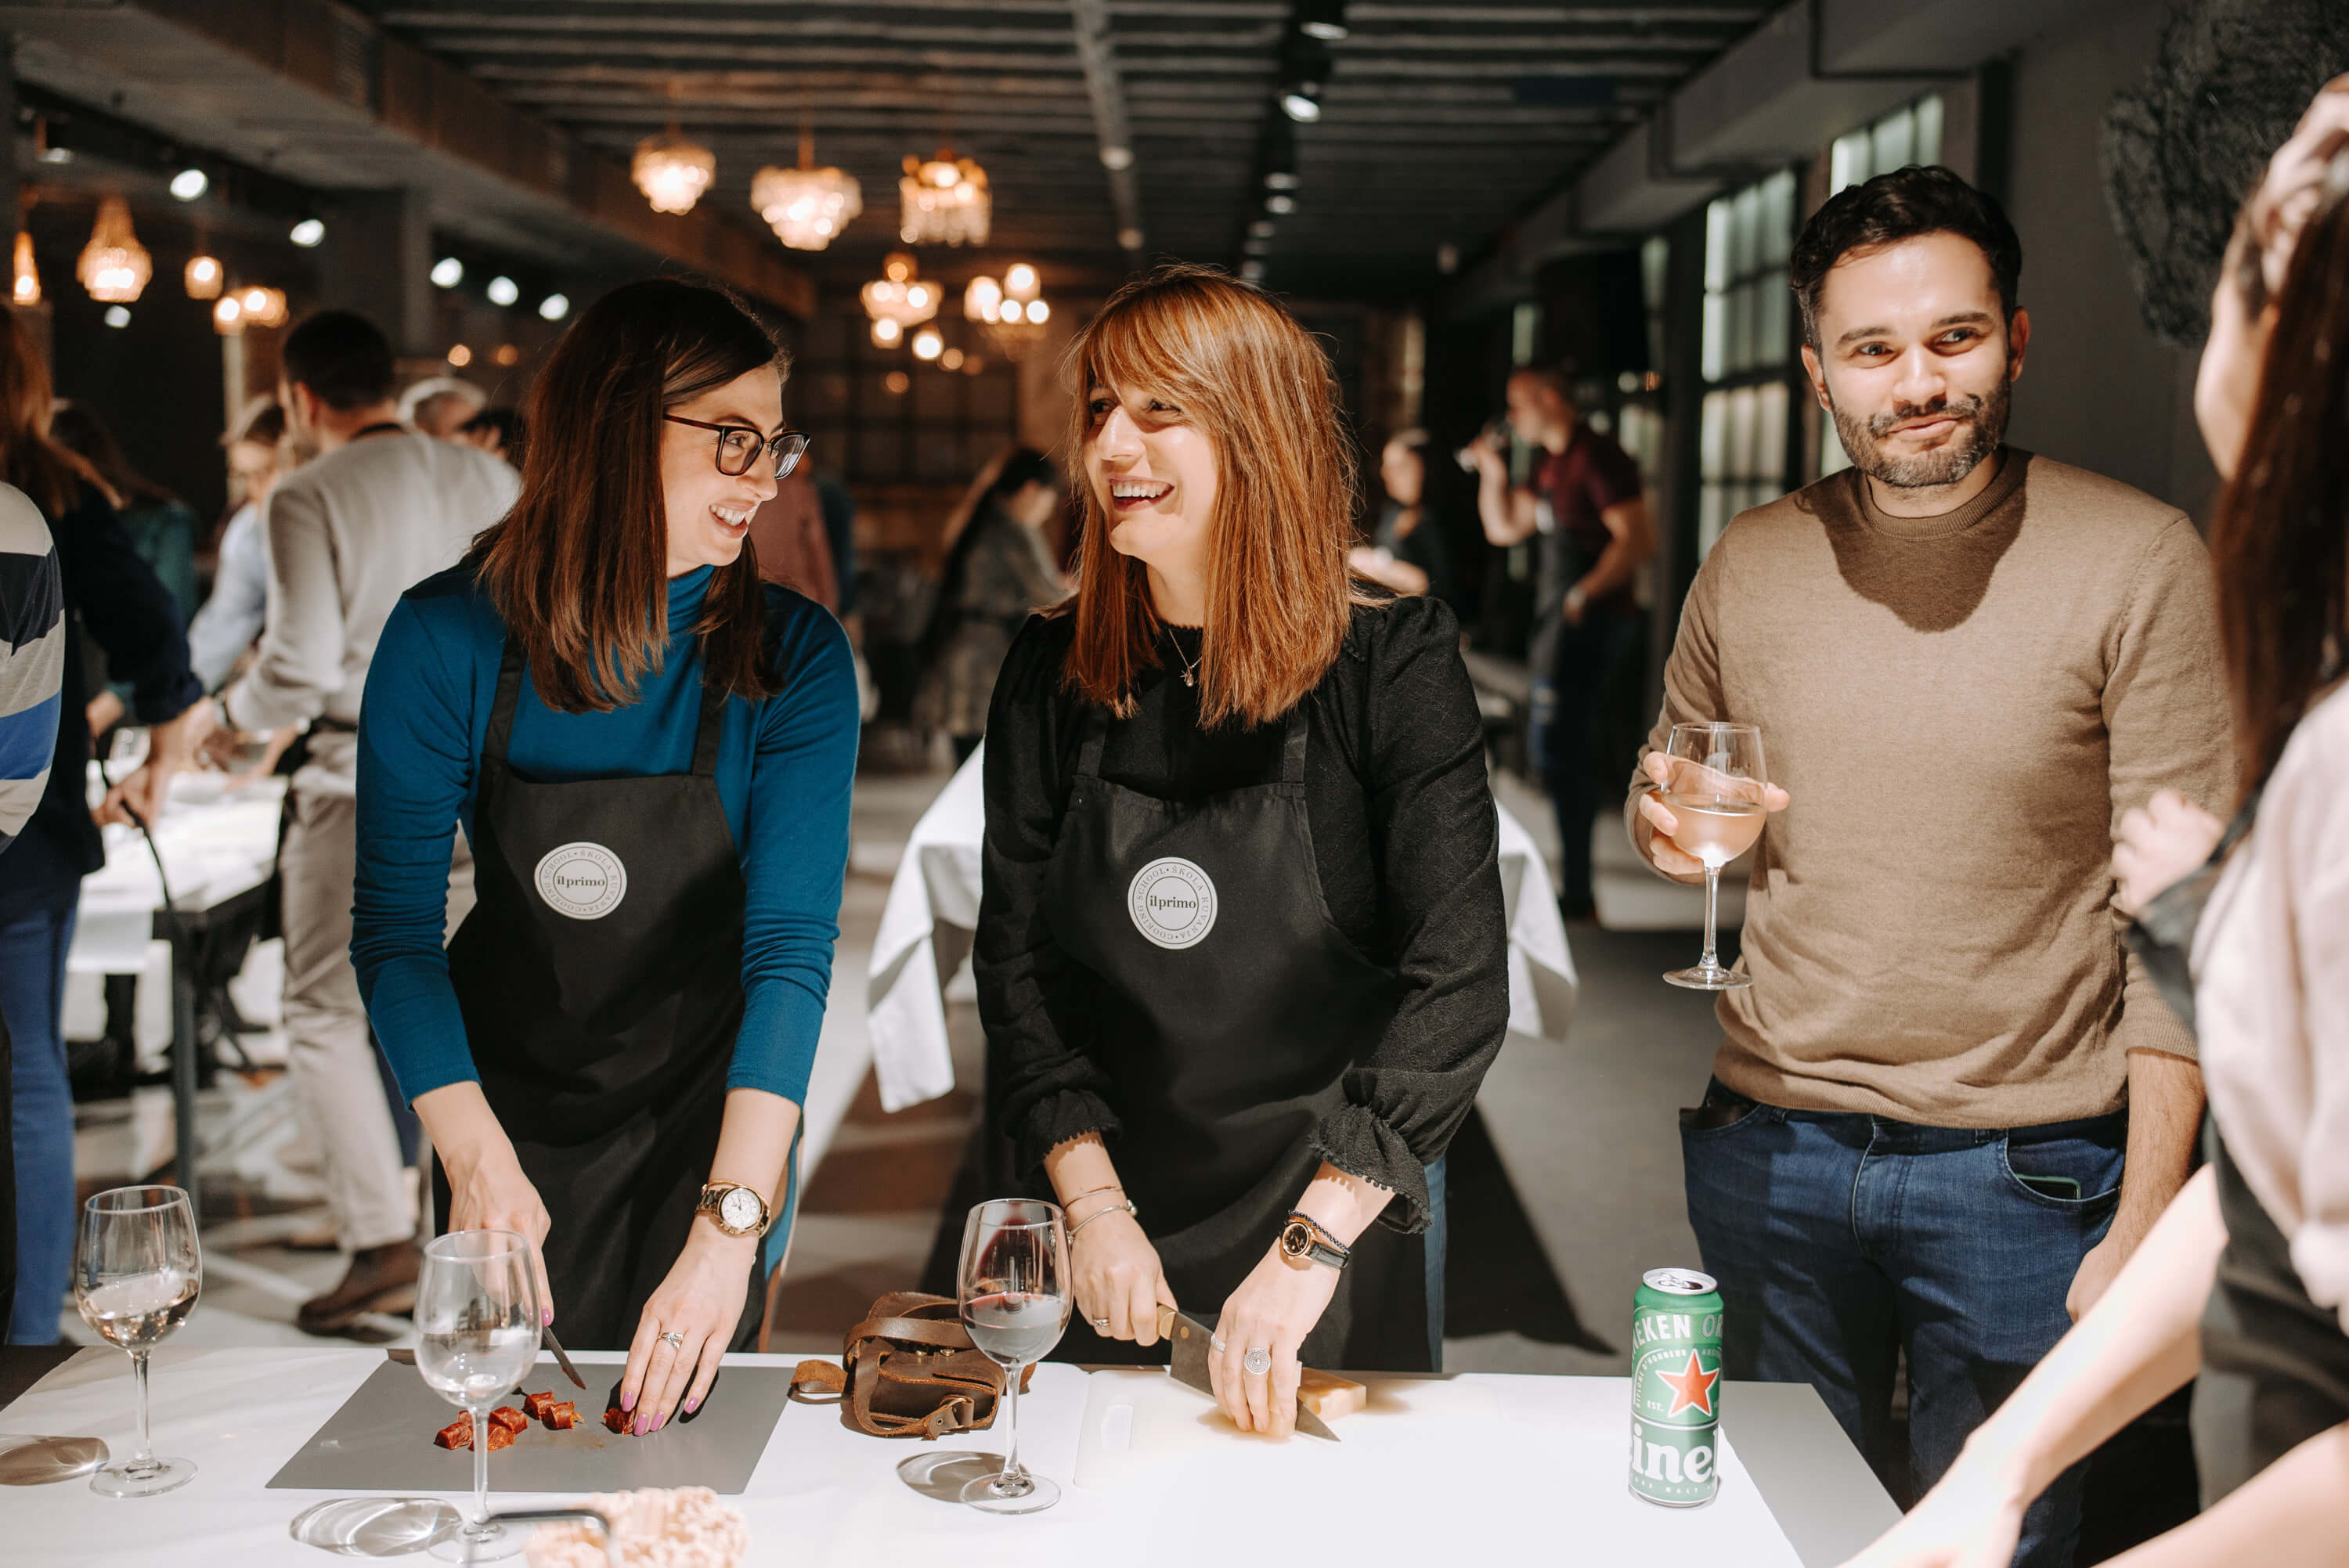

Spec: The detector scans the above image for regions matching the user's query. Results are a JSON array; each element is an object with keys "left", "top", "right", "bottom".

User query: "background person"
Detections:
[
  {"left": 745, "top": 461, "right": 838, "bottom": 611},
  {"left": 456, "top": 407, "right": 524, "bottom": 468},
  {"left": 0, "top": 308, "right": 210, "bottom": 1343},
  {"left": 1845, "top": 85, "right": 2349, "bottom": 1568},
  {"left": 352, "top": 279, "right": 858, "bottom": 1434},
  {"left": 915, "top": 445, "right": 1067, "bottom": 764},
  {"left": 186, "top": 399, "right": 285, "bottom": 694},
  {"left": 977, "top": 267, "right": 1508, "bottom": 1431},
  {"left": 51, "top": 404, "right": 201, "bottom": 741},
  {"left": 1466, "top": 367, "right": 1654, "bottom": 919},
  {"left": 1348, "top": 429, "right": 1457, "bottom": 604},
  {"left": 399, "top": 375, "right": 487, "bottom": 441},
  {"left": 205, "top": 310, "right": 519, "bottom": 1334},
  {"left": 1633, "top": 166, "right": 2230, "bottom": 1567}
]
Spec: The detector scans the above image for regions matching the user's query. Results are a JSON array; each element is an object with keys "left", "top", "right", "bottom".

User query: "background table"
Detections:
[{"left": 0, "top": 1345, "right": 1897, "bottom": 1566}]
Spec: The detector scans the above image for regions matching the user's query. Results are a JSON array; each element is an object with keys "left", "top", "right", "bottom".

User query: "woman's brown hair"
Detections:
[
  {"left": 2209, "top": 162, "right": 2349, "bottom": 795},
  {"left": 465, "top": 277, "right": 787, "bottom": 712},
  {"left": 1060, "top": 264, "right": 1366, "bottom": 728},
  {"left": 0, "top": 308, "right": 111, "bottom": 517}
]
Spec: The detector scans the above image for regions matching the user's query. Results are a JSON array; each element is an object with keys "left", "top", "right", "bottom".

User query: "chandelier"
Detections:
[
  {"left": 861, "top": 251, "right": 940, "bottom": 348},
  {"left": 964, "top": 262, "right": 1052, "bottom": 359},
  {"left": 752, "top": 114, "right": 861, "bottom": 251},
  {"left": 184, "top": 254, "right": 223, "bottom": 300},
  {"left": 77, "top": 196, "right": 152, "bottom": 303},
  {"left": 11, "top": 232, "right": 38, "bottom": 306},
  {"left": 633, "top": 128, "right": 716, "bottom": 215},
  {"left": 900, "top": 150, "right": 990, "bottom": 247}
]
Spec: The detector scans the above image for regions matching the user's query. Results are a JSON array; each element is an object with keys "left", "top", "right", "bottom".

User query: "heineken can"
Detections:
[{"left": 1629, "top": 1267, "right": 1725, "bottom": 1507}]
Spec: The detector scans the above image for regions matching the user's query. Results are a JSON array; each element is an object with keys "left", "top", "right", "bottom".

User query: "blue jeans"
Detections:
[
  {"left": 1, "top": 899, "right": 76, "bottom": 1344},
  {"left": 1681, "top": 1082, "right": 2125, "bottom": 1568}
]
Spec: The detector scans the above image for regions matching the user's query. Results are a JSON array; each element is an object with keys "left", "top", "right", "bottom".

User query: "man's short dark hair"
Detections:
[
  {"left": 1789, "top": 166, "right": 2023, "bottom": 348},
  {"left": 280, "top": 310, "right": 396, "bottom": 411}
]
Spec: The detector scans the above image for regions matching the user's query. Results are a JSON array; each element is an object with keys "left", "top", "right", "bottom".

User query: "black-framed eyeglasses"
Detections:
[{"left": 663, "top": 414, "right": 810, "bottom": 478}]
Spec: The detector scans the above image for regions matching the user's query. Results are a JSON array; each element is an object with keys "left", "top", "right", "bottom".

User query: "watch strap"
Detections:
[
  {"left": 1283, "top": 1211, "right": 1351, "bottom": 1270},
  {"left": 698, "top": 1181, "right": 772, "bottom": 1237}
]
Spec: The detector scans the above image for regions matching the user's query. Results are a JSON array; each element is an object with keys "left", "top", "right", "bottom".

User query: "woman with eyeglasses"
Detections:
[{"left": 351, "top": 279, "right": 856, "bottom": 1437}]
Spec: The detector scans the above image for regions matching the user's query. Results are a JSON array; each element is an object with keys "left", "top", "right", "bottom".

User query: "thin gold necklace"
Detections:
[{"left": 1162, "top": 625, "right": 1201, "bottom": 688}]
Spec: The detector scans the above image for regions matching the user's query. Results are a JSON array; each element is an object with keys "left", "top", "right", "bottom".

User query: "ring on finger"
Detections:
[
  {"left": 660, "top": 1330, "right": 686, "bottom": 1349},
  {"left": 1210, "top": 1334, "right": 1227, "bottom": 1354},
  {"left": 1092, "top": 1316, "right": 1109, "bottom": 1331},
  {"left": 1243, "top": 1347, "right": 1272, "bottom": 1377}
]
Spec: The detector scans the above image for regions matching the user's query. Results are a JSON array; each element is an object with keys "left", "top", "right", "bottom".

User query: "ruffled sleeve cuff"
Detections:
[
  {"left": 1311, "top": 1102, "right": 1433, "bottom": 1235},
  {"left": 1014, "top": 1089, "right": 1123, "bottom": 1177}
]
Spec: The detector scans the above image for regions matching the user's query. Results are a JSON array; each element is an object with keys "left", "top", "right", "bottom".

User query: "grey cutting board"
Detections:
[{"left": 268, "top": 1357, "right": 796, "bottom": 1496}]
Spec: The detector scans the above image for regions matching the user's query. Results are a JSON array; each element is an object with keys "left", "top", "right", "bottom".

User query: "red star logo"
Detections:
[{"left": 1658, "top": 1351, "right": 1719, "bottom": 1418}]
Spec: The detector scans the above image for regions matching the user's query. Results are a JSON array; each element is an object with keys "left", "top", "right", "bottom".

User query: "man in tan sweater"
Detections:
[{"left": 1630, "top": 168, "right": 2229, "bottom": 1567}]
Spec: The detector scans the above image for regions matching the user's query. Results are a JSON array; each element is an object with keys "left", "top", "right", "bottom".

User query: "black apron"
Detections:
[
  {"left": 436, "top": 640, "right": 762, "bottom": 1352},
  {"left": 1041, "top": 701, "right": 1431, "bottom": 1371},
  {"left": 2192, "top": 1124, "right": 2349, "bottom": 1506}
]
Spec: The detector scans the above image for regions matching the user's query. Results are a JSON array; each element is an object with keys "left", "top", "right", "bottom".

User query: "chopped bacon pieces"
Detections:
[
  {"left": 434, "top": 1415, "right": 474, "bottom": 1450},
  {"left": 488, "top": 1406, "right": 529, "bottom": 1436},
  {"left": 543, "top": 1401, "right": 578, "bottom": 1430},
  {"left": 521, "top": 1391, "right": 557, "bottom": 1420},
  {"left": 604, "top": 1406, "right": 630, "bottom": 1434},
  {"left": 485, "top": 1421, "right": 515, "bottom": 1451}
]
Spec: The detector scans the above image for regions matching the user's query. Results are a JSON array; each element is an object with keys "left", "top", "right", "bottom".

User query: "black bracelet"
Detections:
[{"left": 1286, "top": 1210, "right": 1351, "bottom": 1261}]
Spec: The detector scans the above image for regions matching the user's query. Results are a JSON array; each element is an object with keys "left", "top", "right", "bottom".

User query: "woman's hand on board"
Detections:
[
  {"left": 619, "top": 1227, "right": 757, "bottom": 1436},
  {"left": 1209, "top": 1245, "right": 1342, "bottom": 1438}
]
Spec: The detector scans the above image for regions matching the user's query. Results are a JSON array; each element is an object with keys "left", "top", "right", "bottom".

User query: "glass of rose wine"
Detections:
[
  {"left": 76, "top": 1184, "right": 201, "bottom": 1498},
  {"left": 956, "top": 1199, "right": 1070, "bottom": 1515},
  {"left": 1658, "top": 721, "right": 1770, "bottom": 991}
]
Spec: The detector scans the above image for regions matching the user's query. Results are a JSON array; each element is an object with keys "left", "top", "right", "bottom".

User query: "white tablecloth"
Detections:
[
  {"left": 69, "top": 768, "right": 287, "bottom": 975},
  {"left": 2, "top": 1347, "right": 1805, "bottom": 1567},
  {"left": 865, "top": 744, "right": 1579, "bottom": 1112}
]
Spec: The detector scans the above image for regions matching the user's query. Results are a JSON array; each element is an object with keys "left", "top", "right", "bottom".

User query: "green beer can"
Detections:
[{"left": 1629, "top": 1267, "right": 1725, "bottom": 1507}]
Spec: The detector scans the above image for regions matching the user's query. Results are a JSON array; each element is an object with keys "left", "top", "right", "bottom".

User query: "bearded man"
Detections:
[{"left": 1626, "top": 166, "right": 2232, "bottom": 1568}]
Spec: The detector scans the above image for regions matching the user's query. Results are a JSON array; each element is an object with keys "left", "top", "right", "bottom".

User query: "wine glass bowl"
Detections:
[
  {"left": 1658, "top": 722, "right": 1770, "bottom": 991},
  {"left": 76, "top": 1184, "right": 200, "bottom": 1498},
  {"left": 413, "top": 1231, "right": 543, "bottom": 1563},
  {"left": 955, "top": 1199, "right": 1071, "bottom": 1515}
]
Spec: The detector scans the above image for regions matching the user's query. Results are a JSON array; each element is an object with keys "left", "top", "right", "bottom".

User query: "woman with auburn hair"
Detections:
[
  {"left": 977, "top": 265, "right": 1508, "bottom": 1435},
  {"left": 351, "top": 279, "right": 859, "bottom": 1448},
  {"left": 1844, "top": 81, "right": 2349, "bottom": 1568}
]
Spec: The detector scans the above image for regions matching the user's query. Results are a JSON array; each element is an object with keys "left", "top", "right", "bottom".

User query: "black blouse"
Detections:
[{"left": 974, "top": 593, "right": 1510, "bottom": 1233}]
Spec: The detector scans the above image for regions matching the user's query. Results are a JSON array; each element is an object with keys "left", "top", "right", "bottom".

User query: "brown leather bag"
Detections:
[{"left": 788, "top": 1291, "right": 1034, "bottom": 1440}]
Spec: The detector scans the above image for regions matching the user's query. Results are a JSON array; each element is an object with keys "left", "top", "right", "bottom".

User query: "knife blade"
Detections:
[
  {"left": 541, "top": 1325, "right": 587, "bottom": 1391},
  {"left": 1154, "top": 1305, "right": 1339, "bottom": 1441}
]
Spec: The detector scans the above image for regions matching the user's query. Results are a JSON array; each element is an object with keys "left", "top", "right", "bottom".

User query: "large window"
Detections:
[
  {"left": 1696, "top": 168, "right": 1796, "bottom": 560},
  {"left": 1820, "top": 94, "right": 1945, "bottom": 478}
]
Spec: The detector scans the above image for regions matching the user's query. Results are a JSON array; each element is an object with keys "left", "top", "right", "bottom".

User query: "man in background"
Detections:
[
  {"left": 397, "top": 376, "right": 486, "bottom": 442},
  {"left": 210, "top": 312, "right": 516, "bottom": 1332},
  {"left": 1468, "top": 368, "right": 1655, "bottom": 919}
]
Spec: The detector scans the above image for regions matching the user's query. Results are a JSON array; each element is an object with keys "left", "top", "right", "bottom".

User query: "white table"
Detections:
[
  {"left": 865, "top": 744, "right": 1582, "bottom": 1113},
  {"left": 0, "top": 1346, "right": 1897, "bottom": 1566}
]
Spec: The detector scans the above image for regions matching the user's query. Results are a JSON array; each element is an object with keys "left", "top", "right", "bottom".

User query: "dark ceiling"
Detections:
[{"left": 355, "top": 0, "right": 1771, "bottom": 298}]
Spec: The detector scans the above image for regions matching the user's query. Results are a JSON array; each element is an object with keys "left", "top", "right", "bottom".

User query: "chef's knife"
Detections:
[
  {"left": 541, "top": 1325, "right": 587, "bottom": 1391},
  {"left": 1154, "top": 1304, "right": 1338, "bottom": 1441}
]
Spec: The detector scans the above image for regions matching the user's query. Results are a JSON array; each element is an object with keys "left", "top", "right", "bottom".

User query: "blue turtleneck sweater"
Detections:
[{"left": 351, "top": 564, "right": 859, "bottom": 1106}]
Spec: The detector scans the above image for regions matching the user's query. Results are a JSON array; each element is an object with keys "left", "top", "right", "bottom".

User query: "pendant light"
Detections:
[
  {"left": 77, "top": 196, "right": 152, "bottom": 303},
  {"left": 11, "top": 231, "right": 38, "bottom": 306},
  {"left": 752, "top": 109, "right": 862, "bottom": 251},
  {"left": 900, "top": 146, "right": 990, "bottom": 247}
]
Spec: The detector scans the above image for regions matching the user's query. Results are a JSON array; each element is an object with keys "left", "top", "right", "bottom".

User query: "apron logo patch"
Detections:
[
  {"left": 532, "top": 842, "right": 628, "bottom": 920},
  {"left": 1127, "top": 856, "right": 1217, "bottom": 950}
]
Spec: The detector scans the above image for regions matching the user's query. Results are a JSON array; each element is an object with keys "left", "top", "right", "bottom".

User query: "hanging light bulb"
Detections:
[
  {"left": 963, "top": 262, "right": 1051, "bottom": 360},
  {"left": 871, "top": 317, "right": 903, "bottom": 349},
  {"left": 963, "top": 274, "right": 1001, "bottom": 323},
  {"left": 77, "top": 195, "right": 152, "bottom": 304},
  {"left": 431, "top": 256, "right": 464, "bottom": 289},
  {"left": 633, "top": 128, "right": 716, "bottom": 214},
  {"left": 752, "top": 110, "right": 862, "bottom": 251},
  {"left": 899, "top": 148, "right": 990, "bottom": 247},
  {"left": 212, "top": 294, "right": 244, "bottom": 335},
  {"left": 183, "top": 254, "right": 223, "bottom": 300},
  {"left": 11, "top": 232, "right": 39, "bottom": 306},
  {"left": 237, "top": 286, "right": 287, "bottom": 328},
  {"left": 911, "top": 326, "right": 944, "bottom": 362},
  {"left": 861, "top": 251, "right": 941, "bottom": 336}
]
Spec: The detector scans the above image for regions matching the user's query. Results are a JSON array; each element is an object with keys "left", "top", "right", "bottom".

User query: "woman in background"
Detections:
[
  {"left": 915, "top": 446, "right": 1066, "bottom": 764},
  {"left": 186, "top": 398, "right": 286, "bottom": 694},
  {"left": 1347, "top": 429, "right": 1456, "bottom": 605}
]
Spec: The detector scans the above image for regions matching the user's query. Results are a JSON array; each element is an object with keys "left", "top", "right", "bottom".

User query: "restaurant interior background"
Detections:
[{"left": 8, "top": 0, "right": 2294, "bottom": 1554}]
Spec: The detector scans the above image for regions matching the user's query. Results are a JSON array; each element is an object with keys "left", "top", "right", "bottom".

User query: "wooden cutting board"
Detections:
[{"left": 267, "top": 1357, "right": 796, "bottom": 1497}]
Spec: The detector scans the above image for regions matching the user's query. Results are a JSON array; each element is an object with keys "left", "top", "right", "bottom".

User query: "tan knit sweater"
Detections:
[{"left": 1630, "top": 450, "right": 2232, "bottom": 1126}]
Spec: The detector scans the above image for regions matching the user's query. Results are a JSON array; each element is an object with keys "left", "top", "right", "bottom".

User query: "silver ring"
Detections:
[
  {"left": 1092, "top": 1317, "right": 1109, "bottom": 1330},
  {"left": 1243, "top": 1347, "right": 1272, "bottom": 1376},
  {"left": 660, "top": 1331, "right": 686, "bottom": 1349},
  {"left": 1210, "top": 1334, "right": 1227, "bottom": 1354}
]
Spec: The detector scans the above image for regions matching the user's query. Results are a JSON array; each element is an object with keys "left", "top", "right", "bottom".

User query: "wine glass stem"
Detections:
[
  {"left": 471, "top": 1404, "right": 490, "bottom": 1527},
  {"left": 1700, "top": 865, "right": 1723, "bottom": 972},
  {"left": 129, "top": 1349, "right": 154, "bottom": 1469},
  {"left": 998, "top": 1364, "right": 1023, "bottom": 1486}
]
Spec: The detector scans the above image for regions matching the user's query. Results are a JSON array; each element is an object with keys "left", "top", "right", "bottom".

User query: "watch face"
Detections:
[
  {"left": 1280, "top": 1221, "right": 1312, "bottom": 1258},
  {"left": 720, "top": 1188, "right": 761, "bottom": 1231}
]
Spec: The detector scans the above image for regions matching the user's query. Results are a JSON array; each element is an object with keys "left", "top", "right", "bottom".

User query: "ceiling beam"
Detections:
[{"left": 1068, "top": 0, "right": 1146, "bottom": 257}]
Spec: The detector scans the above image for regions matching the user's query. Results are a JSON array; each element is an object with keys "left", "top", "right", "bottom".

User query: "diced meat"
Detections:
[
  {"left": 604, "top": 1406, "right": 630, "bottom": 1434},
  {"left": 488, "top": 1406, "right": 529, "bottom": 1436},
  {"left": 434, "top": 1415, "right": 474, "bottom": 1450},
  {"left": 485, "top": 1422, "right": 515, "bottom": 1452},
  {"left": 521, "top": 1391, "right": 557, "bottom": 1420},
  {"left": 543, "top": 1401, "right": 578, "bottom": 1430}
]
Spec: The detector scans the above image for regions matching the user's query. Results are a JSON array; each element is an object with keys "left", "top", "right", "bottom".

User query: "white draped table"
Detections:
[{"left": 0, "top": 1346, "right": 1899, "bottom": 1566}]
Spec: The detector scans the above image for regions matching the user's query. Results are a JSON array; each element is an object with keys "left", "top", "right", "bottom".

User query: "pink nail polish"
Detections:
[
  {"left": 621, "top": 1390, "right": 635, "bottom": 1412},
  {"left": 542, "top": 1308, "right": 552, "bottom": 1325},
  {"left": 684, "top": 1397, "right": 698, "bottom": 1415}
]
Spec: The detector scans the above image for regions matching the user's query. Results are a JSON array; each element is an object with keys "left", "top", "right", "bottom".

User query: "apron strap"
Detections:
[
  {"left": 1279, "top": 701, "right": 1310, "bottom": 786},
  {"left": 1073, "top": 705, "right": 1111, "bottom": 782},
  {"left": 690, "top": 663, "right": 729, "bottom": 777},
  {"left": 485, "top": 634, "right": 529, "bottom": 766}
]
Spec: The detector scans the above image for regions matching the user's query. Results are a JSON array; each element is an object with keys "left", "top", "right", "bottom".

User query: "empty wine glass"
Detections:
[
  {"left": 76, "top": 1184, "right": 201, "bottom": 1498},
  {"left": 1657, "top": 721, "right": 1771, "bottom": 991},
  {"left": 413, "top": 1231, "right": 542, "bottom": 1563},
  {"left": 956, "top": 1199, "right": 1070, "bottom": 1515}
]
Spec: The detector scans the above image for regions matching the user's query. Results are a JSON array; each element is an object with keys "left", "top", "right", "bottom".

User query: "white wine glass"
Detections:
[
  {"left": 956, "top": 1199, "right": 1070, "bottom": 1515},
  {"left": 1658, "top": 721, "right": 1771, "bottom": 991},
  {"left": 413, "top": 1231, "right": 542, "bottom": 1563},
  {"left": 76, "top": 1184, "right": 201, "bottom": 1498}
]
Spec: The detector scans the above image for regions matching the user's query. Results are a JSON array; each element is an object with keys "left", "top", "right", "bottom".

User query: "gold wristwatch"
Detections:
[
  {"left": 696, "top": 1181, "right": 773, "bottom": 1238},
  {"left": 1277, "top": 1210, "right": 1351, "bottom": 1271}
]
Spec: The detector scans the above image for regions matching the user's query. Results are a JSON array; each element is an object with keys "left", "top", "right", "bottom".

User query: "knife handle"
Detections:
[{"left": 1155, "top": 1304, "right": 1178, "bottom": 1341}]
